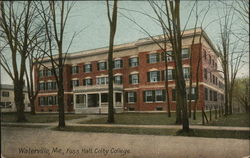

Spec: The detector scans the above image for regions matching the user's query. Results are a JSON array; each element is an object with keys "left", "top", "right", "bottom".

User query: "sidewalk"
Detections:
[{"left": 2, "top": 118, "right": 250, "bottom": 131}]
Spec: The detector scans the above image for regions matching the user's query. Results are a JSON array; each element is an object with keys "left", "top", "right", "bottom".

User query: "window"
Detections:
[
  {"left": 129, "top": 57, "right": 139, "bottom": 67},
  {"left": 183, "top": 67, "right": 190, "bottom": 79},
  {"left": 71, "top": 80, "right": 79, "bottom": 87},
  {"left": 155, "top": 90, "right": 165, "bottom": 102},
  {"left": 129, "top": 74, "right": 139, "bottom": 84},
  {"left": 84, "top": 64, "right": 92, "bottom": 73},
  {"left": 147, "top": 53, "right": 160, "bottom": 63},
  {"left": 186, "top": 87, "right": 197, "bottom": 100},
  {"left": 182, "top": 49, "right": 189, "bottom": 58},
  {"left": 96, "top": 77, "right": 108, "bottom": 85},
  {"left": 71, "top": 66, "right": 79, "bottom": 74},
  {"left": 97, "top": 61, "right": 107, "bottom": 71},
  {"left": 101, "top": 93, "right": 108, "bottom": 102},
  {"left": 213, "top": 91, "right": 217, "bottom": 101},
  {"left": 47, "top": 69, "right": 52, "bottom": 76},
  {"left": 114, "top": 75, "right": 123, "bottom": 84},
  {"left": 164, "top": 51, "right": 173, "bottom": 61},
  {"left": 204, "top": 68, "right": 208, "bottom": 80},
  {"left": 39, "top": 82, "right": 45, "bottom": 91},
  {"left": 39, "top": 70, "right": 43, "bottom": 77},
  {"left": 148, "top": 71, "right": 160, "bottom": 82},
  {"left": 205, "top": 88, "right": 208, "bottom": 101},
  {"left": 114, "top": 59, "right": 123, "bottom": 69},
  {"left": 2, "top": 91, "right": 9, "bottom": 97},
  {"left": 167, "top": 69, "right": 175, "bottom": 80},
  {"left": 115, "top": 93, "right": 122, "bottom": 102},
  {"left": 128, "top": 92, "right": 136, "bottom": 103},
  {"left": 145, "top": 91, "right": 154, "bottom": 102},
  {"left": 76, "top": 94, "right": 85, "bottom": 104},
  {"left": 83, "top": 78, "right": 92, "bottom": 86},
  {"left": 209, "top": 90, "right": 213, "bottom": 101},
  {"left": 39, "top": 96, "right": 57, "bottom": 106},
  {"left": 172, "top": 88, "right": 196, "bottom": 101},
  {"left": 47, "top": 82, "right": 53, "bottom": 90}
]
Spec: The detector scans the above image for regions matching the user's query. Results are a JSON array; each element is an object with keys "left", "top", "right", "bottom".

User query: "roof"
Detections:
[{"left": 40, "top": 27, "right": 219, "bottom": 63}]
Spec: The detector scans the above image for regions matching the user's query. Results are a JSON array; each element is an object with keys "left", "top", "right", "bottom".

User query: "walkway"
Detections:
[
  {"left": 2, "top": 115, "right": 250, "bottom": 131},
  {"left": 1, "top": 126, "right": 250, "bottom": 158}
]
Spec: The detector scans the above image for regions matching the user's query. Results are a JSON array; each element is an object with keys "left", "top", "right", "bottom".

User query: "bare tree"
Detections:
[
  {"left": 25, "top": 45, "right": 45, "bottom": 115},
  {"left": 0, "top": 1, "right": 43, "bottom": 121},
  {"left": 36, "top": 0, "right": 76, "bottom": 128},
  {"left": 106, "top": 0, "right": 118, "bottom": 123}
]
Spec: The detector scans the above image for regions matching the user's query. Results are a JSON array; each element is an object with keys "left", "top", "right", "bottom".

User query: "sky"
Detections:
[{"left": 0, "top": 1, "right": 249, "bottom": 85}]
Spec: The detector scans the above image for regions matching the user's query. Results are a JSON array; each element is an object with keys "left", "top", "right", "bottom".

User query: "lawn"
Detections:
[
  {"left": 207, "top": 113, "right": 250, "bottom": 127},
  {"left": 1, "top": 113, "right": 86, "bottom": 123},
  {"left": 55, "top": 126, "right": 250, "bottom": 140},
  {"left": 81, "top": 112, "right": 204, "bottom": 125},
  {"left": 81, "top": 112, "right": 249, "bottom": 127}
]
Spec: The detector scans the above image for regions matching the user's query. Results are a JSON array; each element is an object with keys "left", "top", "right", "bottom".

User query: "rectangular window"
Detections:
[
  {"left": 47, "top": 82, "right": 52, "bottom": 90},
  {"left": 76, "top": 94, "right": 85, "bottom": 104},
  {"left": 183, "top": 67, "right": 190, "bottom": 79},
  {"left": 155, "top": 90, "right": 165, "bottom": 102},
  {"left": 96, "top": 77, "right": 108, "bottom": 85},
  {"left": 114, "top": 75, "right": 123, "bottom": 84},
  {"left": 182, "top": 49, "right": 189, "bottom": 58},
  {"left": 214, "top": 91, "right": 217, "bottom": 101},
  {"left": 47, "top": 69, "right": 52, "bottom": 76},
  {"left": 114, "top": 59, "right": 123, "bottom": 69},
  {"left": 129, "top": 74, "right": 139, "bottom": 84},
  {"left": 148, "top": 71, "right": 160, "bottom": 82},
  {"left": 167, "top": 69, "right": 175, "bottom": 80},
  {"left": 83, "top": 78, "right": 92, "bottom": 86},
  {"left": 98, "top": 61, "right": 107, "bottom": 71},
  {"left": 71, "top": 80, "right": 79, "bottom": 87},
  {"left": 129, "top": 57, "right": 139, "bottom": 67},
  {"left": 145, "top": 90, "right": 154, "bottom": 102},
  {"left": 186, "top": 87, "right": 197, "bottom": 100},
  {"left": 101, "top": 93, "right": 108, "bottom": 103},
  {"left": 128, "top": 92, "right": 136, "bottom": 103},
  {"left": 71, "top": 66, "right": 79, "bottom": 74},
  {"left": 2, "top": 91, "right": 9, "bottom": 97},
  {"left": 115, "top": 93, "right": 122, "bottom": 102},
  {"left": 39, "top": 82, "right": 45, "bottom": 91},
  {"left": 148, "top": 53, "right": 160, "bottom": 63},
  {"left": 39, "top": 70, "right": 43, "bottom": 77},
  {"left": 165, "top": 51, "right": 173, "bottom": 61},
  {"left": 209, "top": 90, "right": 213, "bottom": 101},
  {"left": 84, "top": 64, "right": 92, "bottom": 73},
  {"left": 205, "top": 88, "right": 208, "bottom": 101}
]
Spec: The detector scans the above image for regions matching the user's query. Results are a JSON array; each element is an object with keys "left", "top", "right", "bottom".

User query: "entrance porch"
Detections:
[{"left": 73, "top": 85, "right": 123, "bottom": 114}]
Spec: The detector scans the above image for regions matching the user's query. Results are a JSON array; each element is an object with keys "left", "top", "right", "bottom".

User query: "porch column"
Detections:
[
  {"left": 121, "top": 92, "right": 124, "bottom": 108},
  {"left": 113, "top": 92, "right": 116, "bottom": 107},
  {"left": 86, "top": 94, "right": 88, "bottom": 108},
  {"left": 73, "top": 93, "right": 76, "bottom": 109},
  {"left": 99, "top": 93, "right": 101, "bottom": 107}
]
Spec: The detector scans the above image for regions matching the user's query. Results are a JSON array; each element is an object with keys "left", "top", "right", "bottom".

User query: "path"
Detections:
[{"left": 1, "top": 126, "right": 249, "bottom": 158}]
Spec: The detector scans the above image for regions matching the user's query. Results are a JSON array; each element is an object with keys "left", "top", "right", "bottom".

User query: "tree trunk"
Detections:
[
  {"left": 58, "top": 70, "right": 65, "bottom": 128},
  {"left": 106, "top": 0, "right": 118, "bottom": 123},
  {"left": 30, "top": 98, "right": 36, "bottom": 115},
  {"left": 14, "top": 80, "right": 27, "bottom": 122}
]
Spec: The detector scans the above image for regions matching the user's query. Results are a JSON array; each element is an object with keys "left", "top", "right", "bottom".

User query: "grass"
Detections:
[
  {"left": 207, "top": 113, "right": 250, "bottom": 127},
  {"left": 1, "top": 113, "right": 86, "bottom": 123},
  {"left": 54, "top": 126, "right": 250, "bottom": 140},
  {"left": 81, "top": 112, "right": 204, "bottom": 125}
]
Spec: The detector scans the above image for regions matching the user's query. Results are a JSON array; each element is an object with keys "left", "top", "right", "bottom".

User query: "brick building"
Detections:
[{"left": 34, "top": 28, "right": 224, "bottom": 113}]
